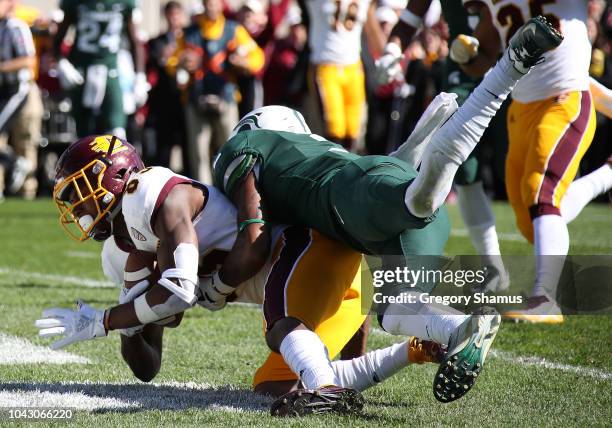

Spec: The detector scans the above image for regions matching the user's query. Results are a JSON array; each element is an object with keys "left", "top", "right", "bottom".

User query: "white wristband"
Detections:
[
  {"left": 399, "top": 9, "right": 423, "bottom": 29},
  {"left": 213, "top": 271, "right": 235, "bottom": 295},
  {"left": 124, "top": 267, "right": 152, "bottom": 282}
]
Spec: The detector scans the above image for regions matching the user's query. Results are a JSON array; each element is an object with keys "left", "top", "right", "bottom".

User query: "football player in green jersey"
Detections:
[
  {"left": 54, "top": 0, "right": 147, "bottom": 138},
  {"left": 375, "top": 0, "right": 510, "bottom": 293},
  {"left": 211, "top": 17, "right": 562, "bottom": 404}
]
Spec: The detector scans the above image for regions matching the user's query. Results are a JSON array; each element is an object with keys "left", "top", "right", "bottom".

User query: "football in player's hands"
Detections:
[{"left": 123, "top": 251, "right": 183, "bottom": 328}]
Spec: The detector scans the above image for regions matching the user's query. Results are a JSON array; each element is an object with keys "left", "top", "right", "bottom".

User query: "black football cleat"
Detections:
[
  {"left": 270, "top": 386, "right": 364, "bottom": 417},
  {"left": 508, "top": 15, "right": 564, "bottom": 74}
]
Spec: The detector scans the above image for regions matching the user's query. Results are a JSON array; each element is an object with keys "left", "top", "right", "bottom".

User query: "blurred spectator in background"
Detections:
[
  {"left": 0, "top": 0, "right": 41, "bottom": 200},
  {"left": 262, "top": 5, "right": 308, "bottom": 108},
  {"left": 234, "top": 0, "right": 267, "bottom": 117},
  {"left": 146, "top": 0, "right": 189, "bottom": 173},
  {"left": 363, "top": 4, "right": 407, "bottom": 155},
  {"left": 53, "top": 0, "right": 147, "bottom": 139},
  {"left": 182, "top": 0, "right": 264, "bottom": 183}
]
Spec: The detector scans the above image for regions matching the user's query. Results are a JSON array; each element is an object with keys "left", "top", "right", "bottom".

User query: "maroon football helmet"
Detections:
[{"left": 53, "top": 135, "right": 144, "bottom": 241}]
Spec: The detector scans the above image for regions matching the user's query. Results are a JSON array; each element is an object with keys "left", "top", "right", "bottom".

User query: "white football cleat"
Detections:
[{"left": 433, "top": 306, "right": 501, "bottom": 403}]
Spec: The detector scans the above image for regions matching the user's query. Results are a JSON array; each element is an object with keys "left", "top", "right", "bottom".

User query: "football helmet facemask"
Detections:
[
  {"left": 229, "top": 105, "right": 311, "bottom": 139},
  {"left": 53, "top": 135, "right": 144, "bottom": 242}
]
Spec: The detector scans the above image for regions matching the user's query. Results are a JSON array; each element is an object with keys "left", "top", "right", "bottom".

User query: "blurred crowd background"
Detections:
[{"left": 0, "top": 0, "right": 610, "bottom": 201}]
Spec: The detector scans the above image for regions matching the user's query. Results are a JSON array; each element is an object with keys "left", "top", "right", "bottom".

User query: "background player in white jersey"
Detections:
[
  {"left": 33, "top": 134, "right": 442, "bottom": 416},
  {"left": 455, "top": 0, "right": 612, "bottom": 323},
  {"left": 305, "top": 0, "right": 382, "bottom": 149}
]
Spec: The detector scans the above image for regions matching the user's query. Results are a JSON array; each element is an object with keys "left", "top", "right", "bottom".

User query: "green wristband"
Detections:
[{"left": 238, "top": 218, "right": 266, "bottom": 233}]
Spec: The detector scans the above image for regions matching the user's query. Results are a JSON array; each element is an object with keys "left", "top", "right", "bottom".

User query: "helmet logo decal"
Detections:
[
  {"left": 131, "top": 227, "right": 147, "bottom": 241},
  {"left": 233, "top": 112, "right": 262, "bottom": 133},
  {"left": 89, "top": 135, "right": 128, "bottom": 156}
]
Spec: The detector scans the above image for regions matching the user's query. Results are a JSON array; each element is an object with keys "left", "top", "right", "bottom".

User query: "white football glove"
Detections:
[
  {"left": 374, "top": 43, "right": 404, "bottom": 85},
  {"left": 57, "top": 58, "right": 84, "bottom": 89},
  {"left": 118, "top": 280, "right": 149, "bottom": 337},
  {"left": 133, "top": 72, "right": 150, "bottom": 107},
  {"left": 449, "top": 34, "right": 480, "bottom": 65},
  {"left": 35, "top": 300, "right": 107, "bottom": 350},
  {"left": 198, "top": 271, "right": 235, "bottom": 312}
]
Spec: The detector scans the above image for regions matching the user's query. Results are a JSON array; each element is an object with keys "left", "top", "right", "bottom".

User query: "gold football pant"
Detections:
[
  {"left": 308, "top": 61, "right": 365, "bottom": 149},
  {"left": 506, "top": 91, "right": 595, "bottom": 243},
  {"left": 252, "top": 227, "right": 366, "bottom": 388}
]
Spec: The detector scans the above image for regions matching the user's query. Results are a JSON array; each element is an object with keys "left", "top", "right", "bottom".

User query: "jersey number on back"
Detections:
[
  {"left": 497, "top": 0, "right": 560, "bottom": 45},
  {"left": 77, "top": 13, "right": 123, "bottom": 54}
]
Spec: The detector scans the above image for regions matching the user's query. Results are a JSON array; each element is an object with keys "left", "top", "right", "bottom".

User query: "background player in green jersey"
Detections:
[
  {"left": 375, "top": 0, "right": 509, "bottom": 293},
  {"left": 54, "top": 0, "right": 147, "bottom": 138},
  {"left": 210, "top": 18, "right": 562, "bottom": 404}
]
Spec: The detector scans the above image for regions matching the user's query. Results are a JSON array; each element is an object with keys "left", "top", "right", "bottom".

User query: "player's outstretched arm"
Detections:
[
  {"left": 375, "top": 0, "right": 431, "bottom": 85},
  {"left": 454, "top": 5, "right": 501, "bottom": 77},
  {"left": 389, "top": 0, "right": 431, "bottom": 51}
]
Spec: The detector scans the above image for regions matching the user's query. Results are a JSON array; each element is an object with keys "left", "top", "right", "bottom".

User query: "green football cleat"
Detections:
[
  {"left": 508, "top": 15, "right": 564, "bottom": 74},
  {"left": 433, "top": 306, "right": 501, "bottom": 403}
]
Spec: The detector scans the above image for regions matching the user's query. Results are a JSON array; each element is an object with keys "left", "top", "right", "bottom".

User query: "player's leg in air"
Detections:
[
  {"left": 373, "top": 16, "right": 563, "bottom": 401},
  {"left": 389, "top": 0, "right": 509, "bottom": 293}
]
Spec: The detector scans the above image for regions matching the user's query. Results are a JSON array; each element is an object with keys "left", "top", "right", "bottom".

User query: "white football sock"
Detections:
[
  {"left": 532, "top": 215, "right": 569, "bottom": 299},
  {"left": 561, "top": 164, "right": 612, "bottom": 224},
  {"left": 456, "top": 182, "right": 506, "bottom": 276},
  {"left": 405, "top": 53, "right": 523, "bottom": 218},
  {"left": 381, "top": 291, "right": 469, "bottom": 345},
  {"left": 331, "top": 341, "right": 408, "bottom": 391},
  {"left": 279, "top": 329, "right": 339, "bottom": 390},
  {"left": 456, "top": 182, "right": 502, "bottom": 256}
]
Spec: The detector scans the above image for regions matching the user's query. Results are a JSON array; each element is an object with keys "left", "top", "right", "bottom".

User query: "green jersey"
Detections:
[
  {"left": 61, "top": 0, "right": 135, "bottom": 67},
  {"left": 214, "top": 130, "right": 438, "bottom": 255}
]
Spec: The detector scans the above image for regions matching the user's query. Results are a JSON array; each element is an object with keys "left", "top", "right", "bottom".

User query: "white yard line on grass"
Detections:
[
  {"left": 371, "top": 328, "right": 612, "bottom": 380},
  {"left": 451, "top": 228, "right": 525, "bottom": 243},
  {"left": 65, "top": 251, "right": 99, "bottom": 259},
  {"left": 0, "top": 267, "right": 115, "bottom": 288},
  {"left": 0, "top": 333, "right": 91, "bottom": 365},
  {"left": 490, "top": 349, "right": 612, "bottom": 380},
  {"left": 451, "top": 228, "right": 612, "bottom": 249},
  {"left": 0, "top": 381, "right": 271, "bottom": 413}
]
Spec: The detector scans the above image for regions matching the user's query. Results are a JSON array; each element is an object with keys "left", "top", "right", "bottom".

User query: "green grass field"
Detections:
[{"left": 0, "top": 199, "right": 610, "bottom": 427}]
